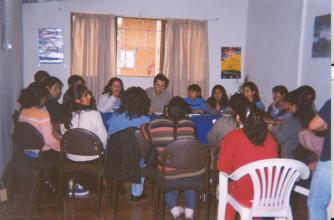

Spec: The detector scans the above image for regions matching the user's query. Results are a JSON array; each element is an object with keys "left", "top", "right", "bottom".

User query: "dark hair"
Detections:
[
  {"left": 154, "top": 73, "right": 169, "bottom": 87},
  {"left": 18, "top": 82, "right": 48, "bottom": 108},
  {"left": 272, "top": 85, "right": 288, "bottom": 97},
  {"left": 285, "top": 89, "right": 316, "bottom": 128},
  {"left": 207, "top": 85, "right": 229, "bottom": 108},
  {"left": 229, "top": 93, "right": 248, "bottom": 113},
  {"left": 67, "top": 75, "right": 85, "bottom": 87},
  {"left": 236, "top": 102, "right": 268, "bottom": 146},
  {"left": 34, "top": 70, "right": 50, "bottom": 84},
  {"left": 102, "top": 77, "right": 124, "bottom": 95},
  {"left": 45, "top": 76, "right": 63, "bottom": 89},
  {"left": 62, "top": 84, "right": 93, "bottom": 129},
  {"left": 166, "top": 96, "right": 191, "bottom": 122},
  {"left": 296, "top": 85, "right": 316, "bottom": 102},
  {"left": 188, "top": 84, "right": 202, "bottom": 98},
  {"left": 117, "top": 87, "right": 151, "bottom": 119},
  {"left": 242, "top": 81, "right": 261, "bottom": 102}
]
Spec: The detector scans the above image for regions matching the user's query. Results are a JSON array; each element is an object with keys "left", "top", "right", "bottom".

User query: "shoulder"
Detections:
[
  {"left": 99, "top": 93, "right": 110, "bottom": 99},
  {"left": 81, "top": 110, "right": 102, "bottom": 118},
  {"left": 19, "top": 108, "right": 51, "bottom": 123},
  {"left": 178, "top": 119, "right": 195, "bottom": 127},
  {"left": 145, "top": 87, "right": 154, "bottom": 94}
]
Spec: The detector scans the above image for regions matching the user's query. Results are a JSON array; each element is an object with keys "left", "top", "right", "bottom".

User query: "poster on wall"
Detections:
[
  {"left": 312, "top": 14, "right": 331, "bottom": 58},
  {"left": 221, "top": 47, "right": 241, "bottom": 79},
  {"left": 38, "top": 28, "right": 64, "bottom": 64}
]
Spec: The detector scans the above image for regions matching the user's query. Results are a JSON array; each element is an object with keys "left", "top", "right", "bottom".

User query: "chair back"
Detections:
[
  {"left": 229, "top": 158, "right": 310, "bottom": 213},
  {"left": 61, "top": 128, "right": 103, "bottom": 156},
  {"left": 13, "top": 121, "right": 44, "bottom": 151},
  {"left": 161, "top": 138, "right": 210, "bottom": 179}
]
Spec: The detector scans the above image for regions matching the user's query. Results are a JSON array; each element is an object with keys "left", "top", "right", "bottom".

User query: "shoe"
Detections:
[
  {"left": 170, "top": 206, "right": 184, "bottom": 218},
  {"left": 184, "top": 208, "right": 194, "bottom": 219},
  {"left": 130, "top": 194, "right": 146, "bottom": 201},
  {"left": 68, "top": 183, "right": 90, "bottom": 197}
]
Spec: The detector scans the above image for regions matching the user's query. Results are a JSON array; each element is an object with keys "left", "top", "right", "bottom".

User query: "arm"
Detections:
[
  {"left": 97, "top": 94, "right": 117, "bottom": 113},
  {"left": 216, "top": 132, "right": 236, "bottom": 173},
  {"left": 309, "top": 114, "right": 327, "bottom": 131},
  {"left": 39, "top": 119, "right": 60, "bottom": 151},
  {"left": 92, "top": 112, "right": 108, "bottom": 149}
]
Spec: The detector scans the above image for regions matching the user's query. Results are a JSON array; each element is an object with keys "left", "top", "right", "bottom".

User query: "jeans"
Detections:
[
  {"left": 165, "top": 190, "right": 196, "bottom": 209},
  {"left": 131, "top": 159, "right": 145, "bottom": 196},
  {"left": 308, "top": 160, "right": 331, "bottom": 220}
]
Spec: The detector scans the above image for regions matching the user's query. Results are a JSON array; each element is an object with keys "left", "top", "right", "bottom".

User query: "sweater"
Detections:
[
  {"left": 97, "top": 93, "right": 121, "bottom": 113},
  {"left": 184, "top": 97, "right": 208, "bottom": 113}
]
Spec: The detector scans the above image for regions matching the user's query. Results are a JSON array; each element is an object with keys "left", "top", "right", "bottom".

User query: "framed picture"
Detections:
[
  {"left": 221, "top": 47, "right": 241, "bottom": 79},
  {"left": 38, "top": 28, "right": 64, "bottom": 64},
  {"left": 312, "top": 14, "right": 330, "bottom": 58}
]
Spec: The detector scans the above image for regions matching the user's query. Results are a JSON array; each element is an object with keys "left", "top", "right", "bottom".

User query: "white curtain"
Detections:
[
  {"left": 163, "top": 19, "right": 209, "bottom": 98},
  {"left": 71, "top": 13, "right": 116, "bottom": 100}
]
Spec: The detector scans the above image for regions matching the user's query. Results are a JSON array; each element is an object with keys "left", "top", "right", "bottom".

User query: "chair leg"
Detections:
[
  {"left": 111, "top": 179, "right": 118, "bottom": 220},
  {"left": 37, "top": 170, "right": 44, "bottom": 208},
  {"left": 159, "top": 187, "right": 165, "bottom": 220},
  {"left": 58, "top": 169, "right": 63, "bottom": 214},
  {"left": 194, "top": 191, "right": 200, "bottom": 220},
  {"left": 71, "top": 175, "right": 76, "bottom": 200},
  {"left": 204, "top": 191, "right": 210, "bottom": 220},
  {"left": 96, "top": 175, "right": 102, "bottom": 217}
]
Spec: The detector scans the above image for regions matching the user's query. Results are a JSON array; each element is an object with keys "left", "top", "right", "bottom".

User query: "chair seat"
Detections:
[
  {"left": 159, "top": 176, "right": 204, "bottom": 191},
  {"left": 11, "top": 153, "right": 58, "bottom": 170}
]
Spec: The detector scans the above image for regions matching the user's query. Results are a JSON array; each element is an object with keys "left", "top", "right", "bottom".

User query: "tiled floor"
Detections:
[{"left": 0, "top": 169, "right": 308, "bottom": 220}]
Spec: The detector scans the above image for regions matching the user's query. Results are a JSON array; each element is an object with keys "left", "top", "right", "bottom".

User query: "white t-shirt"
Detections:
[
  {"left": 66, "top": 110, "right": 107, "bottom": 162},
  {"left": 97, "top": 93, "right": 120, "bottom": 113}
]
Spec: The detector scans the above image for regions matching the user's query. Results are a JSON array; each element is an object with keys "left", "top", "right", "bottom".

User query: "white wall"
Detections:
[
  {"left": 23, "top": 0, "right": 249, "bottom": 97},
  {"left": 300, "top": 0, "right": 330, "bottom": 108},
  {"left": 244, "top": 0, "right": 304, "bottom": 107},
  {"left": 0, "top": 0, "right": 23, "bottom": 177}
]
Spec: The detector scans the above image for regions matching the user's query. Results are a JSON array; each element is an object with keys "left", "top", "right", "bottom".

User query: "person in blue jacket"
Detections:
[{"left": 184, "top": 84, "right": 208, "bottom": 114}]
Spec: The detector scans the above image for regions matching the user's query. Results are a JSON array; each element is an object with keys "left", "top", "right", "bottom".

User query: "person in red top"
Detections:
[{"left": 217, "top": 102, "right": 278, "bottom": 220}]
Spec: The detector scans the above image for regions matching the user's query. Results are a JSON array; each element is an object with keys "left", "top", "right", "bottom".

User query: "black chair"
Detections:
[
  {"left": 109, "top": 129, "right": 158, "bottom": 220},
  {"left": 155, "top": 138, "right": 210, "bottom": 220},
  {"left": 59, "top": 128, "right": 104, "bottom": 216},
  {"left": 11, "top": 121, "right": 58, "bottom": 204}
]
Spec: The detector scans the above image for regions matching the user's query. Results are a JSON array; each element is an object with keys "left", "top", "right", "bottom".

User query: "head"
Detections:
[
  {"left": 242, "top": 81, "right": 261, "bottom": 103},
  {"left": 296, "top": 85, "right": 316, "bottom": 102},
  {"left": 166, "top": 96, "right": 191, "bottom": 122},
  {"left": 207, "top": 85, "right": 229, "bottom": 108},
  {"left": 229, "top": 93, "right": 248, "bottom": 115},
  {"left": 45, "top": 76, "right": 63, "bottom": 99},
  {"left": 67, "top": 75, "right": 85, "bottom": 88},
  {"left": 18, "top": 82, "right": 49, "bottom": 109},
  {"left": 102, "top": 77, "right": 124, "bottom": 97},
  {"left": 272, "top": 85, "right": 288, "bottom": 104},
  {"left": 285, "top": 89, "right": 315, "bottom": 127},
  {"left": 118, "top": 87, "right": 151, "bottom": 119},
  {"left": 63, "top": 85, "right": 93, "bottom": 129},
  {"left": 34, "top": 70, "right": 50, "bottom": 85},
  {"left": 187, "top": 84, "right": 202, "bottom": 99},
  {"left": 153, "top": 73, "right": 169, "bottom": 95},
  {"left": 236, "top": 102, "right": 268, "bottom": 146}
]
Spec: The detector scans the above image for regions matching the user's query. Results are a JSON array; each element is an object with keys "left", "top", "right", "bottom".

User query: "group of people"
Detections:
[{"left": 16, "top": 70, "right": 330, "bottom": 219}]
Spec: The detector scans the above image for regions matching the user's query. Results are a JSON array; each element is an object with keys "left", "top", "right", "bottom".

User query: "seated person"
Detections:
[
  {"left": 18, "top": 82, "right": 60, "bottom": 190},
  {"left": 107, "top": 86, "right": 151, "bottom": 201},
  {"left": 206, "top": 85, "right": 230, "bottom": 115},
  {"left": 146, "top": 73, "right": 172, "bottom": 114},
  {"left": 184, "top": 84, "right": 208, "bottom": 114},
  {"left": 267, "top": 85, "right": 290, "bottom": 121},
  {"left": 296, "top": 85, "right": 317, "bottom": 111},
  {"left": 207, "top": 93, "right": 247, "bottom": 153},
  {"left": 62, "top": 84, "right": 107, "bottom": 197},
  {"left": 62, "top": 75, "right": 96, "bottom": 109},
  {"left": 217, "top": 102, "right": 278, "bottom": 220},
  {"left": 34, "top": 70, "right": 50, "bottom": 86},
  {"left": 141, "top": 96, "right": 196, "bottom": 219},
  {"left": 242, "top": 81, "right": 265, "bottom": 111},
  {"left": 272, "top": 90, "right": 315, "bottom": 158},
  {"left": 45, "top": 76, "right": 63, "bottom": 123},
  {"left": 97, "top": 77, "right": 124, "bottom": 113}
]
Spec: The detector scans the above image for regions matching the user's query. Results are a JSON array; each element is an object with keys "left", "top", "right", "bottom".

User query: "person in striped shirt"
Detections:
[{"left": 141, "top": 96, "right": 197, "bottom": 219}]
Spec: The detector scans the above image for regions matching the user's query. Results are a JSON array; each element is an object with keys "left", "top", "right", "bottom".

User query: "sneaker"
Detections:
[
  {"left": 170, "top": 206, "right": 184, "bottom": 218},
  {"left": 68, "top": 183, "right": 90, "bottom": 197},
  {"left": 184, "top": 208, "right": 194, "bottom": 219}
]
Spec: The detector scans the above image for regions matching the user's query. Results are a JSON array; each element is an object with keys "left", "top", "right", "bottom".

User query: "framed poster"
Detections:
[
  {"left": 38, "top": 28, "right": 64, "bottom": 64},
  {"left": 221, "top": 47, "right": 241, "bottom": 79},
  {"left": 312, "top": 14, "right": 330, "bottom": 58}
]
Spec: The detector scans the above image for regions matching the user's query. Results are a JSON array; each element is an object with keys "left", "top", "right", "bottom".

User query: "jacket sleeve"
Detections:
[
  {"left": 97, "top": 94, "right": 117, "bottom": 113},
  {"left": 92, "top": 111, "right": 108, "bottom": 149}
]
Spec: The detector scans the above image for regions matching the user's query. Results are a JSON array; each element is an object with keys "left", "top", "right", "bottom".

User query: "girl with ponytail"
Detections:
[{"left": 217, "top": 101, "right": 278, "bottom": 220}]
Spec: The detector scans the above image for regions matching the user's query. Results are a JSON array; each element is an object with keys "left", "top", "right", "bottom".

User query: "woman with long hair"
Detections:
[
  {"left": 97, "top": 77, "right": 124, "bottom": 113},
  {"left": 206, "top": 85, "right": 230, "bottom": 114},
  {"left": 217, "top": 102, "right": 278, "bottom": 220},
  {"left": 242, "top": 81, "right": 265, "bottom": 111}
]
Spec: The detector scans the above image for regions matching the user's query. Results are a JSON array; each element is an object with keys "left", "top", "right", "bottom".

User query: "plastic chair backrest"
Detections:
[
  {"left": 164, "top": 138, "right": 209, "bottom": 171},
  {"left": 13, "top": 121, "right": 44, "bottom": 150},
  {"left": 229, "top": 158, "right": 310, "bottom": 210},
  {"left": 61, "top": 128, "right": 103, "bottom": 156}
]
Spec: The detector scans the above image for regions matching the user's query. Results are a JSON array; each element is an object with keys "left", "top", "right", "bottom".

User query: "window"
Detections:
[{"left": 116, "top": 17, "right": 164, "bottom": 77}]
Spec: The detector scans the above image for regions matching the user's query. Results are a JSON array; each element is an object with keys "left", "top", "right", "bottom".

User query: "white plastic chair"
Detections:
[{"left": 217, "top": 158, "right": 310, "bottom": 220}]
